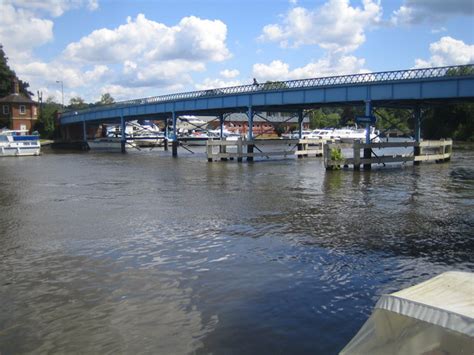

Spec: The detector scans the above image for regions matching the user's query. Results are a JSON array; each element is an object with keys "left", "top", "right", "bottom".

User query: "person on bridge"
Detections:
[{"left": 253, "top": 78, "right": 259, "bottom": 85}]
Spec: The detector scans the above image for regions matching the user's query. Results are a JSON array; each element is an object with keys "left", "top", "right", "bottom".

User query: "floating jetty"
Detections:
[
  {"left": 323, "top": 139, "right": 452, "bottom": 170},
  {"left": 206, "top": 138, "right": 325, "bottom": 162}
]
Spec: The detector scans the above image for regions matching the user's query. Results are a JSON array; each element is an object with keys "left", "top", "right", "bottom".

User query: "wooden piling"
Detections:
[
  {"left": 172, "top": 140, "right": 178, "bottom": 157},
  {"left": 247, "top": 144, "right": 254, "bottom": 162}
]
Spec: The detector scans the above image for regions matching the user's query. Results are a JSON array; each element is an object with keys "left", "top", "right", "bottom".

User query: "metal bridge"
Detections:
[{"left": 59, "top": 64, "right": 474, "bottom": 156}]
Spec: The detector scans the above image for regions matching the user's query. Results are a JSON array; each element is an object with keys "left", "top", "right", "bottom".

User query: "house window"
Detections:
[
  {"left": 19, "top": 105, "right": 26, "bottom": 114},
  {"left": 2, "top": 105, "right": 8, "bottom": 115}
]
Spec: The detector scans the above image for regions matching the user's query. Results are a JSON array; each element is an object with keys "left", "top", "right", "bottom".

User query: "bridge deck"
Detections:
[{"left": 60, "top": 64, "right": 474, "bottom": 125}]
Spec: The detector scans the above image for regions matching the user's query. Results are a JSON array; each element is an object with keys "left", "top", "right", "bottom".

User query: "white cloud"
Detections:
[
  {"left": 0, "top": 0, "right": 101, "bottom": 62},
  {"left": 87, "top": 0, "right": 99, "bottom": 11},
  {"left": 220, "top": 69, "right": 240, "bottom": 79},
  {"left": 431, "top": 27, "right": 447, "bottom": 34},
  {"left": 115, "top": 60, "right": 204, "bottom": 88},
  {"left": 64, "top": 14, "right": 231, "bottom": 64},
  {"left": 253, "top": 55, "right": 368, "bottom": 82},
  {"left": 3, "top": 4, "right": 232, "bottom": 102},
  {"left": 0, "top": 2, "right": 54, "bottom": 59},
  {"left": 98, "top": 84, "right": 153, "bottom": 102},
  {"left": 414, "top": 37, "right": 474, "bottom": 68},
  {"left": 391, "top": 0, "right": 473, "bottom": 25},
  {"left": 57, "top": 14, "right": 232, "bottom": 99},
  {"left": 195, "top": 78, "right": 242, "bottom": 90},
  {"left": 261, "top": 24, "right": 285, "bottom": 42},
  {"left": 15, "top": 61, "right": 111, "bottom": 89},
  {"left": 258, "top": 0, "right": 381, "bottom": 54},
  {"left": 7, "top": 0, "right": 99, "bottom": 17}
]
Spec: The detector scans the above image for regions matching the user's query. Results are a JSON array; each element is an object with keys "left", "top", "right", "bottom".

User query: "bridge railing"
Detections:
[{"left": 62, "top": 64, "right": 473, "bottom": 117}]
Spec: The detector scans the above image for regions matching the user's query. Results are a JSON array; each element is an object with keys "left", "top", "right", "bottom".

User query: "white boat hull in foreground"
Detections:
[{"left": 341, "top": 271, "right": 474, "bottom": 354}]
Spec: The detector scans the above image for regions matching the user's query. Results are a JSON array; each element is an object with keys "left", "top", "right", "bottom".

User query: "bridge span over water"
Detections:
[{"left": 60, "top": 64, "right": 474, "bottom": 156}]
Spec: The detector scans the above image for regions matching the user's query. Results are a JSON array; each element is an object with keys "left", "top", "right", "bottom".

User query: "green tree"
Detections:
[
  {"left": 0, "top": 44, "right": 13, "bottom": 98},
  {"left": 96, "top": 93, "right": 115, "bottom": 105},
  {"left": 423, "top": 104, "right": 474, "bottom": 141},
  {"left": 374, "top": 108, "right": 412, "bottom": 135},
  {"left": 262, "top": 81, "right": 288, "bottom": 90},
  {"left": 35, "top": 97, "right": 61, "bottom": 138},
  {"left": 68, "top": 96, "right": 87, "bottom": 109},
  {"left": 309, "top": 109, "right": 340, "bottom": 128},
  {"left": 0, "top": 44, "right": 32, "bottom": 98},
  {"left": 446, "top": 66, "right": 474, "bottom": 76}
]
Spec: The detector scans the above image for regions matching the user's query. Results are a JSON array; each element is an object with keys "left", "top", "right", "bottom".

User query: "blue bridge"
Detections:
[{"left": 60, "top": 64, "right": 474, "bottom": 156}]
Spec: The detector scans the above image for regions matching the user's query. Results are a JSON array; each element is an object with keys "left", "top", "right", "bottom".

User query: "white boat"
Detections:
[
  {"left": 282, "top": 130, "right": 314, "bottom": 139},
  {"left": 208, "top": 128, "right": 242, "bottom": 141},
  {"left": 128, "top": 121, "right": 165, "bottom": 147},
  {"left": 340, "top": 271, "right": 474, "bottom": 354},
  {"left": 87, "top": 137, "right": 124, "bottom": 150},
  {"left": 0, "top": 129, "right": 41, "bottom": 157},
  {"left": 307, "top": 128, "right": 335, "bottom": 140},
  {"left": 332, "top": 126, "right": 380, "bottom": 143},
  {"left": 179, "top": 130, "right": 211, "bottom": 146},
  {"left": 92, "top": 121, "right": 165, "bottom": 150},
  {"left": 225, "top": 133, "right": 242, "bottom": 141}
]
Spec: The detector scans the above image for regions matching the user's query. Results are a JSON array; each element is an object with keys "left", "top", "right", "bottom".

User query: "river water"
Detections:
[{"left": 0, "top": 145, "right": 473, "bottom": 354}]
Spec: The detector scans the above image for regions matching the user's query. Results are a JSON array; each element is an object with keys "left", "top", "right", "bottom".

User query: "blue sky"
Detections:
[{"left": 1, "top": 0, "right": 473, "bottom": 103}]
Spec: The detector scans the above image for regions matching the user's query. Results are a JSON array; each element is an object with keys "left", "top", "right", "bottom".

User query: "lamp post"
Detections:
[{"left": 56, "top": 80, "right": 64, "bottom": 110}]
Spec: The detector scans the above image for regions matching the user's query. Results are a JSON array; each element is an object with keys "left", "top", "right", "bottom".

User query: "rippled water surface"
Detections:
[{"left": 0, "top": 146, "right": 473, "bottom": 354}]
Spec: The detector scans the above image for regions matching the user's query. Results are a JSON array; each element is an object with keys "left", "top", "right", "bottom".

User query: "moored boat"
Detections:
[
  {"left": 87, "top": 137, "right": 139, "bottom": 151},
  {"left": 179, "top": 129, "right": 213, "bottom": 146},
  {"left": 128, "top": 121, "right": 165, "bottom": 147},
  {"left": 332, "top": 126, "right": 381, "bottom": 143},
  {"left": 87, "top": 137, "right": 124, "bottom": 150},
  {"left": 0, "top": 129, "right": 41, "bottom": 157}
]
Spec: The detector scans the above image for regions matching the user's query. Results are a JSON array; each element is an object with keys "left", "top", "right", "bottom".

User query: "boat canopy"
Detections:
[{"left": 341, "top": 271, "right": 474, "bottom": 354}]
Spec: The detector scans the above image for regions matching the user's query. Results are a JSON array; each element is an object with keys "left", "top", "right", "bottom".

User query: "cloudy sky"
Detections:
[{"left": 1, "top": 0, "right": 473, "bottom": 103}]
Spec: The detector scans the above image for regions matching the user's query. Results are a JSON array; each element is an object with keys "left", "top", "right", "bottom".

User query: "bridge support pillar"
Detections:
[
  {"left": 414, "top": 106, "right": 421, "bottom": 166},
  {"left": 120, "top": 115, "right": 126, "bottom": 153},
  {"left": 82, "top": 120, "right": 89, "bottom": 151},
  {"left": 82, "top": 120, "right": 87, "bottom": 142},
  {"left": 219, "top": 114, "right": 227, "bottom": 160},
  {"left": 363, "top": 101, "right": 372, "bottom": 170},
  {"left": 172, "top": 140, "right": 178, "bottom": 156},
  {"left": 164, "top": 118, "right": 169, "bottom": 151},
  {"left": 247, "top": 143, "right": 254, "bottom": 162},
  {"left": 247, "top": 106, "right": 254, "bottom": 162},
  {"left": 172, "top": 112, "right": 178, "bottom": 157},
  {"left": 219, "top": 114, "right": 224, "bottom": 139},
  {"left": 297, "top": 109, "right": 304, "bottom": 159}
]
